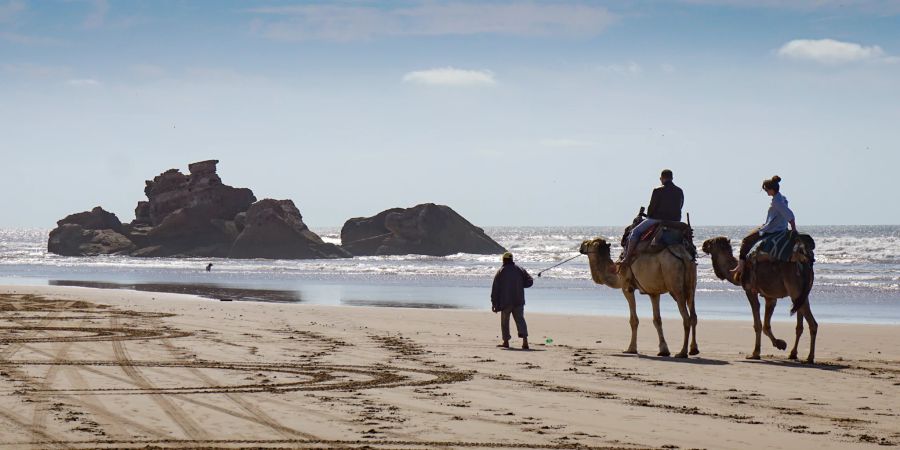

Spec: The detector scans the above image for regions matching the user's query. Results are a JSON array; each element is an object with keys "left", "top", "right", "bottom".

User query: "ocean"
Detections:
[{"left": 1, "top": 226, "right": 898, "bottom": 324}]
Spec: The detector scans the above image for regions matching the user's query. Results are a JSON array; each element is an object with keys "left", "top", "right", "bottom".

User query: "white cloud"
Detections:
[
  {"left": 402, "top": 67, "right": 496, "bottom": 87},
  {"left": 0, "top": 31, "right": 65, "bottom": 45},
  {"left": 777, "top": 38, "right": 890, "bottom": 64},
  {"left": 1, "top": 63, "right": 71, "bottom": 78},
  {"left": 0, "top": 0, "right": 25, "bottom": 23},
  {"left": 596, "top": 61, "right": 642, "bottom": 75},
  {"left": 247, "top": 2, "right": 616, "bottom": 41},
  {"left": 83, "top": 0, "right": 109, "bottom": 29},
  {"left": 130, "top": 63, "right": 166, "bottom": 78},
  {"left": 66, "top": 78, "right": 101, "bottom": 87},
  {"left": 678, "top": 0, "right": 900, "bottom": 14}
]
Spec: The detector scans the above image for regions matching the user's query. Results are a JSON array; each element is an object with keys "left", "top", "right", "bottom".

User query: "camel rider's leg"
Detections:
[
  {"left": 620, "top": 218, "right": 658, "bottom": 268},
  {"left": 733, "top": 227, "right": 762, "bottom": 278}
]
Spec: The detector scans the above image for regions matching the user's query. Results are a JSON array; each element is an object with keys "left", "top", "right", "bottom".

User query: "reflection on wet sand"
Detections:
[
  {"left": 49, "top": 280, "right": 303, "bottom": 303},
  {"left": 340, "top": 299, "right": 461, "bottom": 309}
]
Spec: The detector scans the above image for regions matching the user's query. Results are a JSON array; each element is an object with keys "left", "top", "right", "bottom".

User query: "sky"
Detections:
[{"left": 1, "top": 0, "right": 899, "bottom": 228}]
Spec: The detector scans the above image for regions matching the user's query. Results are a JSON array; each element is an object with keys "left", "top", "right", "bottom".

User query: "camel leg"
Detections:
[
  {"left": 762, "top": 297, "right": 788, "bottom": 352},
  {"left": 802, "top": 303, "right": 818, "bottom": 364},
  {"left": 745, "top": 291, "right": 762, "bottom": 360},
  {"left": 673, "top": 295, "right": 691, "bottom": 358},
  {"left": 688, "top": 298, "right": 699, "bottom": 356},
  {"left": 789, "top": 311, "right": 803, "bottom": 360},
  {"left": 623, "top": 289, "right": 639, "bottom": 354},
  {"left": 650, "top": 294, "right": 670, "bottom": 357}
]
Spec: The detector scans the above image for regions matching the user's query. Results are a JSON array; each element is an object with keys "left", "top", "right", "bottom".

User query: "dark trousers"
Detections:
[
  {"left": 739, "top": 227, "right": 763, "bottom": 261},
  {"left": 501, "top": 305, "right": 528, "bottom": 340}
]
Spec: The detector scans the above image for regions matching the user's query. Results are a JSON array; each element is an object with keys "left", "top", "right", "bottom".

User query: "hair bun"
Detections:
[{"left": 771, "top": 175, "right": 782, "bottom": 183}]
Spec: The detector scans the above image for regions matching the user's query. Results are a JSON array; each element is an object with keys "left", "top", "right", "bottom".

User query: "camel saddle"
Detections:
[
  {"left": 620, "top": 219, "right": 697, "bottom": 261},
  {"left": 748, "top": 231, "right": 816, "bottom": 265}
]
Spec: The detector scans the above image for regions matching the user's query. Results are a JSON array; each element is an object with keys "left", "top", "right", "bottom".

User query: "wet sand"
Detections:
[{"left": 0, "top": 285, "right": 897, "bottom": 449}]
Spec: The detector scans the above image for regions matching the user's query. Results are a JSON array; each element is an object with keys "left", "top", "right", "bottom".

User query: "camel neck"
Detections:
[{"left": 711, "top": 252, "right": 740, "bottom": 286}]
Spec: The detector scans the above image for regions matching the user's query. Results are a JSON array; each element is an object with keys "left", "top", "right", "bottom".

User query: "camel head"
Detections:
[
  {"left": 702, "top": 236, "right": 739, "bottom": 284},
  {"left": 580, "top": 238, "right": 612, "bottom": 260},
  {"left": 580, "top": 237, "right": 617, "bottom": 286},
  {"left": 701, "top": 236, "right": 733, "bottom": 257}
]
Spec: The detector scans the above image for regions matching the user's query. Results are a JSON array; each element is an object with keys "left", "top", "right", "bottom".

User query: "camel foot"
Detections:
[
  {"left": 774, "top": 339, "right": 787, "bottom": 351},
  {"left": 803, "top": 357, "right": 815, "bottom": 365},
  {"left": 623, "top": 349, "right": 638, "bottom": 355},
  {"left": 657, "top": 350, "right": 671, "bottom": 357},
  {"left": 689, "top": 347, "right": 700, "bottom": 356},
  {"left": 788, "top": 351, "right": 798, "bottom": 360},
  {"left": 674, "top": 351, "right": 688, "bottom": 359},
  {"left": 745, "top": 354, "right": 761, "bottom": 360}
]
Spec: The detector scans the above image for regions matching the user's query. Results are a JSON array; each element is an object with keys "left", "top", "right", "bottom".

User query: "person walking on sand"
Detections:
[{"left": 491, "top": 252, "right": 533, "bottom": 349}]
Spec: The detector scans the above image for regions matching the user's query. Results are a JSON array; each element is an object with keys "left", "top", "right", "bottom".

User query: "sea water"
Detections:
[{"left": 0, "top": 226, "right": 897, "bottom": 324}]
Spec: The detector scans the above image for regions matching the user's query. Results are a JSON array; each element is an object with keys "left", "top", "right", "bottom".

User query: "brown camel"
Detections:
[
  {"left": 701, "top": 236, "right": 817, "bottom": 363},
  {"left": 579, "top": 238, "right": 698, "bottom": 358}
]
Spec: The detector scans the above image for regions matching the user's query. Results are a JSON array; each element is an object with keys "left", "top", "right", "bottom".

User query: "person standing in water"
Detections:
[{"left": 491, "top": 252, "right": 533, "bottom": 349}]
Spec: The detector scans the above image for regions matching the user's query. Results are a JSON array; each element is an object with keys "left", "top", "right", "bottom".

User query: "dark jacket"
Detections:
[
  {"left": 491, "top": 262, "right": 533, "bottom": 310},
  {"left": 646, "top": 180, "right": 684, "bottom": 222}
]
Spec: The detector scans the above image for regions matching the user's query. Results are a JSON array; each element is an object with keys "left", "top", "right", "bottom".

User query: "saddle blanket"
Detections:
[{"left": 751, "top": 229, "right": 795, "bottom": 262}]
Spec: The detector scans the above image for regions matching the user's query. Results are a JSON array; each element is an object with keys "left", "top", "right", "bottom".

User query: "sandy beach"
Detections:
[{"left": 0, "top": 285, "right": 897, "bottom": 449}]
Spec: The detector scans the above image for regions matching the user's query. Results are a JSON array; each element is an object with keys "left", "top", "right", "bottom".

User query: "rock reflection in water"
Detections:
[
  {"left": 49, "top": 280, "right": 303, "bottom": 303},
  {"left": 340, "top": 299, "right": 460, "bottom": 309}
]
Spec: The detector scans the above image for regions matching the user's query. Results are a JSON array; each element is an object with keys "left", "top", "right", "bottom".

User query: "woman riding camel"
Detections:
[{"left": 732, "top": 175, "right": 797, "bottom": 279}]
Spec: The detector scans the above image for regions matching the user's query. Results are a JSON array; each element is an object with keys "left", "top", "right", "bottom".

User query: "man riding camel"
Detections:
[{"left": 618, "top": 169, "right": 684, "bottom": 271}]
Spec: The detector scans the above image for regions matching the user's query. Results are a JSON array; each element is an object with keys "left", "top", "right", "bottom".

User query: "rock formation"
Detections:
[
  {"left": 125, "top": 160, "right": 256, "bottom": 257},
  {"left": 48, "top": 207, "right": 134, "bottom": 256},
  {"left": 341, "top": 203, "right": 506, "bottom": 256},
  {"left": 48, "top": 160, "right": 347, "bottom": 260},
  {"left": 229, "top": 199, "right": 350, "bottom": 259}
]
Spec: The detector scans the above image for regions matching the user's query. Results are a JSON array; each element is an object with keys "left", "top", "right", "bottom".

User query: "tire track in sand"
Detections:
[
  {"left": 0, "top": 311, "right": 60, "bottom": 360},
  {"left": 0, "top": 311, "right": 70, "bottom": 449},
  {"left": 159, "top": 337, "right": 320, "bottom": 441},
  {"left": 14, "top": 343, "right": 291, "bottom": 441},
  {"left": 30, "top": 319, "right": 85, "bottom": 446},
  {"left": 109, "top": 317, "right": 207, "bottom": 440}
]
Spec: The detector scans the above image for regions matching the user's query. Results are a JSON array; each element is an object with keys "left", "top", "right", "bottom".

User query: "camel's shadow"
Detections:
[
  {"left": 738, "top": 358, "right": 848, "bottom": 371},
  {"left": 610, "top": 353, "right": 730, "bottom": 366}
]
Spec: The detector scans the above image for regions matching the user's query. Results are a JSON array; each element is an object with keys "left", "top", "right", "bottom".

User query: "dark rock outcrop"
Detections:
[
  {"left": 230, "top": 199, "right": 350, "bottom": 259},
  {"left": 55, "top": 207, "right": 124, "bottom": 234},
  {"left": 48, "top": 160, "right": 343, "bottom": 260},
  {"left": 122, "top": 159, "right": 256, "bottom": 257},
  {"left": 48, "top": 207, "right": 134, "bottom": 256},
  {"left": 341, "top": 203, "right": 506, "bottom": 256}
]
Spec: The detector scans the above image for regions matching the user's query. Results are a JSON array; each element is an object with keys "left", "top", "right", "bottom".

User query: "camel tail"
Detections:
[{"left": 791, "top": 263, "right": 813, "bottom": 315}]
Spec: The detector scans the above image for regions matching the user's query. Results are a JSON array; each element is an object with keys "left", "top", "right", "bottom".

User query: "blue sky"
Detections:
[{"left": 2, "top": 0, "right": 899, "bottom": 228}]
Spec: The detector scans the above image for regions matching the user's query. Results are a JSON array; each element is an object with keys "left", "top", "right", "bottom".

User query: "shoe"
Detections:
[
  {"left": 522, "top": 338, "right": 529, "bottom": 350},
  {"left": 497, "top": 341, "right": 509, "bottom": 348}
]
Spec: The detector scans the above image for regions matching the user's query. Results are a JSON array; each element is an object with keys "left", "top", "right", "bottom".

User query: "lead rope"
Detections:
[{"left": 536, "top": 253, "right": 584, "bottom": 277}]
